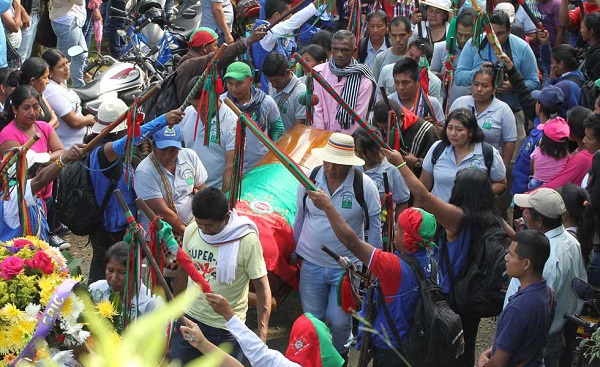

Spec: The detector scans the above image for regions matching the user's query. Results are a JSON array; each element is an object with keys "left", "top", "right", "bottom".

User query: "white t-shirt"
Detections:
[
  {"left": 134, "top": 148, "right": 208, "bottom": 231},
  {"left": 43, "top": 80, "right": 89, "bottom": 149},
  {"left": 180, "top": 104, "right": 237, "bottom": 189}
]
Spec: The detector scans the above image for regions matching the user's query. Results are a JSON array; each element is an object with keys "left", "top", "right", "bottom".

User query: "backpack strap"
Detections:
[
  {"left": 430, "top": 141, "right": 449, "bottom": 167},
  {"left": 100, "top": 179, "right": 119, "bottom": 219},
  {"left": 353, "top": 167, "right": 369, "bottom": 232},
  {"left": 377, "top": 282, "right": 404, "bottom": 346},
  {"left": 302, "top": 165, "right": 323, "bottom": 212},
  {"left": 481, "top": 142, "right": 494, "bottom": 174},
  {"left": 382, "top": 171, "right": 390, "bottom": 194},
  {"left": 303, "top": 166, "right": 369, "bottom": 231},
  {"left": 563, "top": 74, "right": 584, "bottom": 87},
  {"left": 358, "top": 38, "right": 368, "bottom": 64}
]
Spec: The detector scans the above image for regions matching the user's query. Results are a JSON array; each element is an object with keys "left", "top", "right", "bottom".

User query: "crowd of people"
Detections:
[{"left": 2, "top": 0, "right": 600, "bottom": 365}]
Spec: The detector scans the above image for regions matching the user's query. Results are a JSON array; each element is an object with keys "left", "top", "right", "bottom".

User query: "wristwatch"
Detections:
[{"left": 415, "top": 159, "right": 422, "bottom": 169}]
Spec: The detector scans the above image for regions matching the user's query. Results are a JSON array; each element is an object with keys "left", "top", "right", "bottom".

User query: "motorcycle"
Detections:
[
  {"left": 118, "top": 0, "right": 201, "bottom": 76},
  {"left": 68, "top": 45, "right": 146, "bottom": 115},
  {"left": 564, "top": 278, "right": 600, "bottom": 367}
]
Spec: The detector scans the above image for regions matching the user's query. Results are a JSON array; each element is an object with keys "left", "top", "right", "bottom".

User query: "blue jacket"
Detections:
[
  {"left": 0, "top": 194, "right": 49, "bottom": 241},
  {"left": 511, "top": 117, "right": 543, "bottom": 195},
  {"left": 551, "top": 70, "right": 585, "bottom": 117},
  {"left": 455, "top": 35, "right": 540, "bottom": 110},
  {"left": 357, "top": 248, "right": 431, "bottom": 350},
  {"left": 89, "top": 146, "right": 137, "bottom": 233}
]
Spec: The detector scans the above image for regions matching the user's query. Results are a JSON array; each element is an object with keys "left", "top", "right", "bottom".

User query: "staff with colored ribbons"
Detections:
[
  {"left": 223, "top": 97, "right": 318, "bottom": 202},
  {"left": 293, "top": 53, "right": 391, "bottom": 150},
  {"left": 0, "top": 133, "right": 40, "bottom": 236},
  {"left": 135, "top": 197, "right": 214, "bottom": 294},
  {"left": 516, "top": 0, "right": 545, "bottom": 31},
  {"left": 471, "top": 0, "right": 503, "bottom": 58}
]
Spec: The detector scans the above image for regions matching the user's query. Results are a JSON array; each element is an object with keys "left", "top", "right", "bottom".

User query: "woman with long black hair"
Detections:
[{"left": 383, "top": 142, "right": 512, "bottom": 367}]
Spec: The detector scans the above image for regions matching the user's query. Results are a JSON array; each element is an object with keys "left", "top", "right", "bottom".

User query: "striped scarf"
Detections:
[{"left": 328, "top": 58, "right": 377, "bottom": 129}]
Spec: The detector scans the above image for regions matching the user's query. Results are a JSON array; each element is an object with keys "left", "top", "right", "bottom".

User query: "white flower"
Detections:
[
  {"left": 51, "top": 349, "right": 74, "bottom": 364},
  {"left": 60, "top": 293, "right": 85, "bottom": 325},
  {"left": 24, "top": 303, "right": 41, "bottom": 321},
  {"left": 63, "top": 323, "right": 91, "bottom": 346}
]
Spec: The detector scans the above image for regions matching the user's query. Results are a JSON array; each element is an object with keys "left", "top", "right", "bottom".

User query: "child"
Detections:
[{"left": 528, "top": 116, "right": 571, "bottom": 190}]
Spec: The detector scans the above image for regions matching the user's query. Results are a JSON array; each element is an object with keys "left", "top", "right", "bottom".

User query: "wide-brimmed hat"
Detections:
[
  {"left": 422, "top": 0, "right": 451, "bottom": 12},
  {"left": 514, "top": 188, "right": 566, "bottom": 219},
  {"left": 7, "top": 150, "right": 50, "bottom": 178},
  {"left": 494, "top": 3, "right": 515, "bottom": 23},
  {"left": 311, "top": 133, "right": 365, "bottom": 166},
  {"left": 92, "top": 99, "right": 129, "bottom": 134}
]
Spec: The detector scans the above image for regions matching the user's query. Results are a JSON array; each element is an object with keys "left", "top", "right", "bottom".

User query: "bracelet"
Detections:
[
  {"left": 396, "top": 162, "right": 407, "bottom": 169},
  {"left": 55, "top": 157, "right": 65, "bottom": 169}
]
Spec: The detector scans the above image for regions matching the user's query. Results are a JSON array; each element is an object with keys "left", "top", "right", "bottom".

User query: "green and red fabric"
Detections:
[
  {"left": 125, "top": 99, "right": 143, "bottom": 187},
  {"left": 285, "top": 313, "right": 345, "bottom": 367},
  {"left": 415, "top": 59, "right": 439, "bottom": 125},
  {"left": 196, "top": 61, "right": 224, "bottom": 146},
  {"left": 398, "top": 207, "right": 438, "bottom": 254}
]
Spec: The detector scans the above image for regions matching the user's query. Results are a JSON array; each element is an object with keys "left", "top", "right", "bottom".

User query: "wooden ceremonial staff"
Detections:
[
  {"left": 223, "top": 97, "right": 318, "bottom": 191},
  {"left": 83, "top": 86, "right": 159, "bottom": 154},
  {"left": 471, "top": 0, "right": 503, "bottom": 58},
  {"left": 0, "top": 133, "right": 40, "bottom": 173},
  {"left": 113, "top": 189, "right": 175, "bottom": 302},
  {"left": 179, "top": 44, "right": 228, "bottom": 112},
  {"left": 293, "top": 53, "right": 391, "bottom": 150},
  {"left": 516, "top": 0, "right": 544, "bottom": 30}
]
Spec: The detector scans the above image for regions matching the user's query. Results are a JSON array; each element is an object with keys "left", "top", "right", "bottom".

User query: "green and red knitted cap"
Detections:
[{"left": 285, "top": 313, "right": 345, "bottom": 367}]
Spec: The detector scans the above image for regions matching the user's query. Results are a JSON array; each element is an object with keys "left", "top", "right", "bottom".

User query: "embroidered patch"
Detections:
[
  {"left": 482, "top": 120, "right": 493, "bottom": 130},
  {"left": 341, "top": 193, "right": 353, "bottom": 209},
  {"left": 186, "top": 175, "right": 194, "bottom": 185}
]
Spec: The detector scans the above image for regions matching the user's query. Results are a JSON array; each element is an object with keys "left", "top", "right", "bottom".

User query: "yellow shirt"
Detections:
[{"left": 182, "top": 222, "right": 267, "bottom": 329}]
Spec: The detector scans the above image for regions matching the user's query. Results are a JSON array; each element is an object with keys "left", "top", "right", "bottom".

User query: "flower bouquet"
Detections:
[{"left": 0, "top": 236, "right": 89, "bottom": 366}]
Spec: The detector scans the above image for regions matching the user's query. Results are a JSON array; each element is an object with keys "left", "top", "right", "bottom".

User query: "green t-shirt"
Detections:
[{"left": 182, "top": 222, "right": 268, "bottom": 329}]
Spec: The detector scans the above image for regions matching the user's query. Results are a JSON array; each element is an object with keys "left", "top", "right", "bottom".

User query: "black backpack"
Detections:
[
  {"left": 391, "top": 254, "right": 464, "bottom": 367},
  {"left": 442, "top": 226, "right": 511, "bottom": 318},
  {"left": 431, "top": 140, "right": 494, "bottom": 175},
  {"left": 56, "top": 154, "right": 117, "bottom": 236},
  {"left": 142, "top": 71, "right": 179, "bottom": 122},
  {"left": 303, "top": 165, "right": 369, "bottom": 231},
  {"left": 563, "top": 75, "right": 599, "bottom": 111}
]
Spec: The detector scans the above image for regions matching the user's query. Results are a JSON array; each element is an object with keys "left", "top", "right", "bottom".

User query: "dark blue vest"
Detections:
[{"left": 89, "top": 147, "right": 137, "bottom": 233}]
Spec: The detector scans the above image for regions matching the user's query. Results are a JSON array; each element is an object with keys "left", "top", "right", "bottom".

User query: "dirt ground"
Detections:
[{"left": 66, "top": 233, "right": 496, "bottom": 367}]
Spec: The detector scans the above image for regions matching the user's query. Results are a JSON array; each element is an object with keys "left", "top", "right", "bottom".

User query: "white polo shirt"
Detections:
[{"left": 422, "top": 140, "right": 506, "bottom": 202}]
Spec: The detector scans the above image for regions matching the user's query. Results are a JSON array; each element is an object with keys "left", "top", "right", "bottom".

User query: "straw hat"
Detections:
[
  {"left": 311, "top": 133, "right": 365, "bottom": 166},
  {"left": 92, "top": 99, "right": 129, "bottom": 134},
  {"left": 422, "top": 0, "right": 451, "bottom": 12}
]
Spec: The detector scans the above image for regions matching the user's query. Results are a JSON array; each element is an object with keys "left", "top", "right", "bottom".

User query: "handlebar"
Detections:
[
  {"left": 564, "top": 313, "right": 598, "bottom": 333},
  {"left": 111, "top": 6, "right": 128, "bottom": 16}
]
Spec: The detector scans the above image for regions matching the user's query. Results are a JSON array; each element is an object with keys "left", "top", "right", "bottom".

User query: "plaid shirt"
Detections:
[{"left": 369, "top": 0, "right": 415, "bottom": 19}]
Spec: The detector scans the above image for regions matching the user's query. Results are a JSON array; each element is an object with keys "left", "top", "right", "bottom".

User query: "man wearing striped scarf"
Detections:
[{"left": 312, "top": 30, "right": 377, "bottom": 135}]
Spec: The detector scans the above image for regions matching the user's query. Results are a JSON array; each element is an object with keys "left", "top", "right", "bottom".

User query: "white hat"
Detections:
[
  {"left": 494, "top": 2, "right": 516, "bottom": 23},
  {"left": 7, "top": 150, "right": 50, "bottom": 178},
  {"left": 311, "top": 133, "right": 365, "bottom": 166},
  {"left": 92, "top": 99, "right": 129, "bottom": 134},
  {"left": 422, "top": 0, "right": 451, "bottom": 12}
]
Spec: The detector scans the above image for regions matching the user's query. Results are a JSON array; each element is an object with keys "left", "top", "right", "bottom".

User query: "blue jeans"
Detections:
[
  {"left": 51, "top": 18, "right": 87, "bottom": 87},
  {"left": 299, "top": 260, "right": 353, "bottom": 354},
  {"left": 170, "top": 315, "right": 244, "bottom": 364},
  {"left": 106, "top": 0, "right": 126, "bottom": 58},
  {"left": 18, "top": 12, "right": 39, "bottom": 60},
  {"left": 83, "top": 7, "right": 94, "bottom": 50}
]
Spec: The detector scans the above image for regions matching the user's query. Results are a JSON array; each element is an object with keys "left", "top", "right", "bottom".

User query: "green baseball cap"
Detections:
[{"left": 223, "top": 62, "right": 253, "bottom": 81}]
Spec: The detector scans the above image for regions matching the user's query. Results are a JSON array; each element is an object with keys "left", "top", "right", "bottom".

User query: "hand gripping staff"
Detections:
[{"left": 134, "top": 197, "right": 213, "bottom": 294}]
